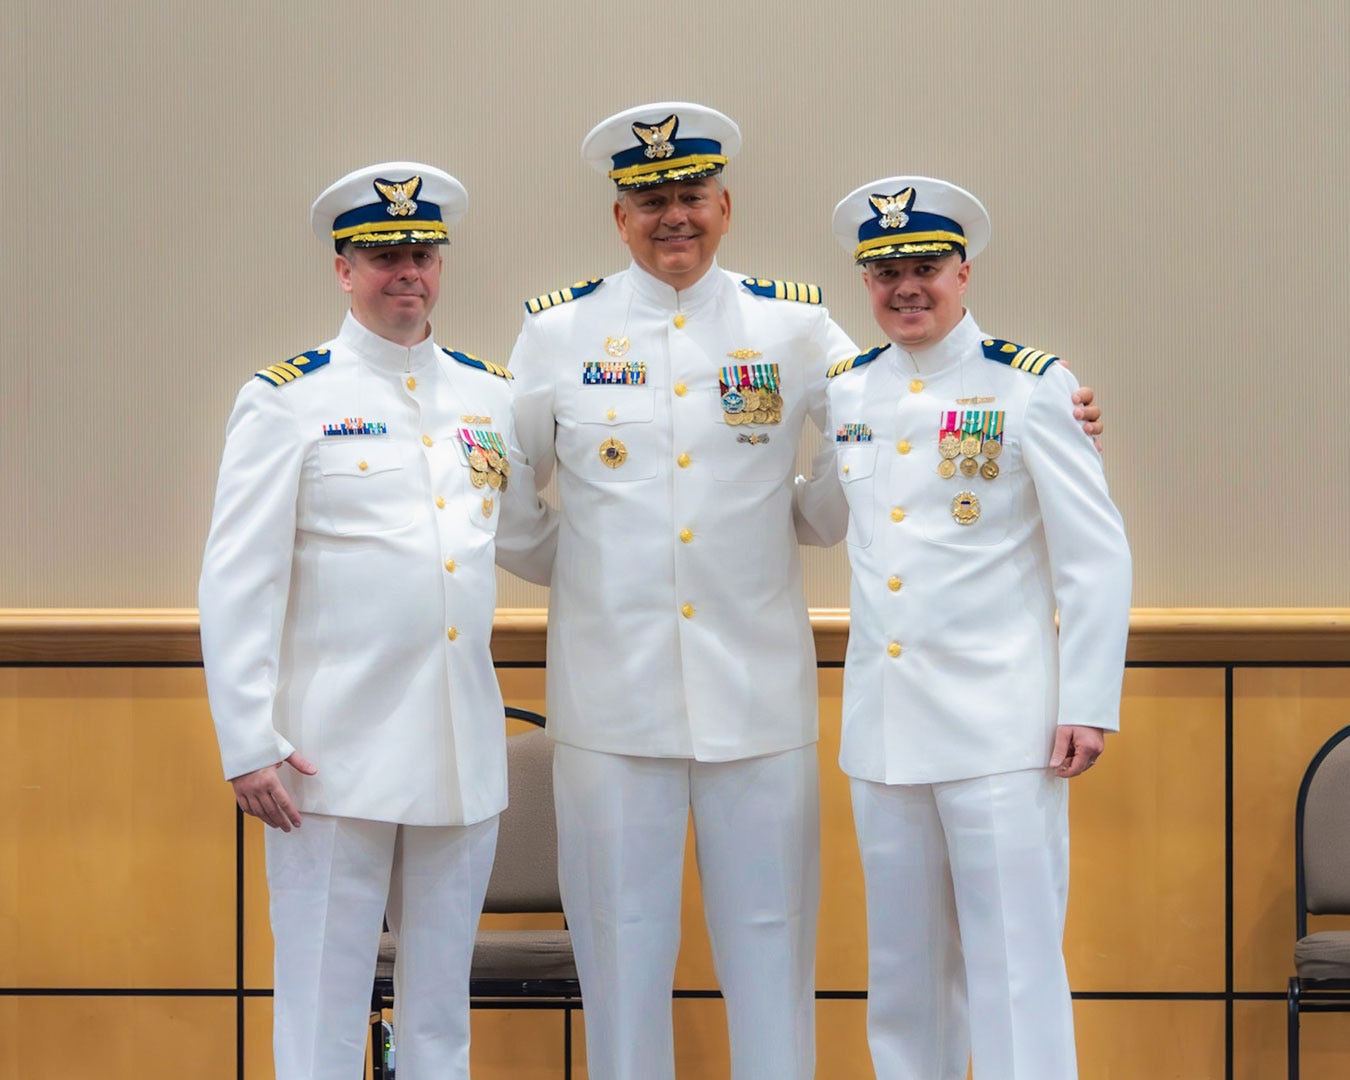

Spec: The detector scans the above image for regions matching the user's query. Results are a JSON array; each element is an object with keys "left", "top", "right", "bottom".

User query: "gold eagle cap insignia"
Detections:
[
  {"left": 633, "top": 114, "right": 678, "bottom": 160},
  {"left": 869, "top": 188, "right": 915, "bottom": 230},
  {"left": 374, "top": 175, "right": 422, "bottom": 218}
]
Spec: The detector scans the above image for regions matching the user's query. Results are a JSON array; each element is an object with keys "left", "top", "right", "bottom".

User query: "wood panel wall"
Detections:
[{"left": 2, "top": 611, "right": 1349, "bottom": 1078}]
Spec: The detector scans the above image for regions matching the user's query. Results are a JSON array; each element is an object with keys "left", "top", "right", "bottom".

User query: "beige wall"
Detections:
[{"left": 2, "top": 0, "right": 1347, "bottom": 607}]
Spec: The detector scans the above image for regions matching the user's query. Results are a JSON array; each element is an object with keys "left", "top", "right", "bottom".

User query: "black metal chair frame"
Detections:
[
  {"left": 370, "top": 707, "right": 581, "bottom": 1079},
  {"left": 1287, "top": 724, "right": 1350, "bottom": 1079}
]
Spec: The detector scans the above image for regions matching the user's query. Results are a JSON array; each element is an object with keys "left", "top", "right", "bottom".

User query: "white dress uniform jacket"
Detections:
[
  {"left": 200, "top": 313, "right": 555, "bottom": 826},
  {"left": 821, "top": 313, "right": 1131, "bottom": 783},
  {"left": 509, "top": 262, "right": 857, "bottom": 759}
]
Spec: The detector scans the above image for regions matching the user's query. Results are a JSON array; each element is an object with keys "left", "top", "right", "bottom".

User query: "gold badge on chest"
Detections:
[
  {"left": 951, "top": 491, "right": 981, "bottom": 526},
  {"left": 599, "top": 437, "right": 628, "bottom": 468},
  {"left": 719, "top": 359, "right": 782, "bottom": 427},
  {"left": 937, "top": 410, "right": 1005, "bottom": 483},
  {"left": 460, "top": 429, "right": 511, "bottom": 492}
]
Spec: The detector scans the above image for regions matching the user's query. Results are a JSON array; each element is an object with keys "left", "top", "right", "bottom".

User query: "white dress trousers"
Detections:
[
  {"left": 851, "top": 770, "right": 1075, "bottom": 1080},
  {"left": 266, "top": 813, "right": 498, "bottom": 1080},
  {"left": 552, "top": 742, "right": 821, "bottom": 1080}
]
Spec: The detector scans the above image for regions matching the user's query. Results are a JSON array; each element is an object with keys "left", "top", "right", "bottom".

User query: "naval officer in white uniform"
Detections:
[
  {"left": 508, "top": 107, "right": 1104, "bottom": 1079},
  {"left": 815, "top": 177, "right": 1132, "bottom": 1079},
  {"left": 508, "top": 102, "right": 852, "bottom": 1080},
  {"left": 199, "top": 162, "right": 555, "bottom": 1079}
]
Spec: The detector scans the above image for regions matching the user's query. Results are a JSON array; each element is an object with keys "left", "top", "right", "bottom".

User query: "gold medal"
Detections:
[
  {"left": 765, "top": 391, "right": 783, "bottom": 412},
  {"left": 599, "top": 437, "right": 627, "bottom": 468},
  {"left": 951, "top": 491, "right": 981, "bottom": 526},
  {"left": 498, "top": 456, "right": 511, "bottom": 477},
  {"left": 486, "top": 469, "right": 502, "bottom": 490},
  {"left": 486, "top": 449, "right": 504, "bottom": 472},
  {"left": 938, "top": 433, "right": 961, "bottom": 459},
  {"left": 937, "top": 459, "right": 957, "bottom": 479},
  {"left": 498, "top": 474, "right": 509, "bottom": 493},
  {"left": 959, "top": 456, "right": 979, "bottom": 477},
  {"left": 981, "top": 438, "right": 1002, "bottom": 460},
  {"left": 960, "top": 434, "right": 981, "bottom": 458},
  {"left": 742, "top": 388, "right": 762, "bottom": 411},
  {"left": 470, "top": 470, "right": 487, "bottom": 489},
  {"left": 468, "top": 448, "right": 488, "bottom": 472},
  {"left": 980, "top": 460, "right": 1000, "bottom": 480}
]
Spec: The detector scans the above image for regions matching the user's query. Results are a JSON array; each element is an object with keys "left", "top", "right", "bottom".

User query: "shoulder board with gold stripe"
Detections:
[
  {"left": 524, "top": 278, "right": 604, "bottom": 314},
  {"left": 740, "top": 278, "right": 822, "bottom": 304},
  {"left": 980, "top": 338, "right": 1059, "bottom": 376},
  {"left": 827, "top": 344, "right": 889, "bottom": 378},
  {"left": 443, "top": 348, "right": 512, "bottom": 380},
  {"left": 254, "top": 348, "right": 332, "bottom": 387}
]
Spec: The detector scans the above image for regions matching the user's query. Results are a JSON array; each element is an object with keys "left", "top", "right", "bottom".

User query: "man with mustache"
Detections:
[
  {"left": 199, "top": 162, "right": 554, "bottom": 1079},
  {"left": 507, "top": 107, "right": 1103, "bottom": 1078}
]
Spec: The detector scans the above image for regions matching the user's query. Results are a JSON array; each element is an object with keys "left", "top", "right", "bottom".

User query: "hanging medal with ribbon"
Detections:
[
  {"left": 459, "top": 428, "right": 511, "bottom": 492},
  {"left": 979, "top": 411, "right": 1005, "bottom": 480},
  {"left": 958, "top": 412, "right": 984, "bottom": 477},
  {"left": 937, "top": 410, "right": 961, "bottom": 478},
  {"left": 719, "top": 362, "right": 782, "bottom": 426}
]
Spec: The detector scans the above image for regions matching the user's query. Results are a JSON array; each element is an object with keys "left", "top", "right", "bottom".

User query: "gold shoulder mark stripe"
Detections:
[
  {"left": 255, "top": 367, "right": 286, "bottom": 385},
  {"left": 482, "top": 360, "right": 513, "bottom": 379},
  {"left": 527, "top": 287, "right": 573, "bottom": 313},
  {"left": 827, "top": 356, "right": 854, "bottom": 378},
  {"left": 775, "top": 281, "right": 821, "bottom": 303},
  {"left": 1011, "top": 347, "right": 1058, "bottom": 374}
]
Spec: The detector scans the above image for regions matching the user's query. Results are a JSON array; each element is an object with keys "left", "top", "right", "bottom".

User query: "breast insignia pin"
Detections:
[
  {"left": 599, "top": 437, "right": 628, "bottom": 469},
  {"left": 951, "top": 491, "right": 981, "bottom": 526}
]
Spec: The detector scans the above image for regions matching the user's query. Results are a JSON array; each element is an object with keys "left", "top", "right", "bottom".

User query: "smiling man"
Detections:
[
  {"left": 198, "top": 162, "right": 554, "bottom": 1079},
  {"left": 820, "top": 176, "right": 1133, "bottom": 1079},
  {"left": 508, "top": 102, "right": 851, "bottom": 1080}
]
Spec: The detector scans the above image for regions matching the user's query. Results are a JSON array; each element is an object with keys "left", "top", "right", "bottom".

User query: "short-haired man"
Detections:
[
  {"left": 199, "top": 163, "right": 554, "bottom": 1079},
  {"left": 508, "top": 109, "right": 1102, "bottom": 1078},
  {"left": 820, "top": 176, "right": 1132, "bottom": 1078}
]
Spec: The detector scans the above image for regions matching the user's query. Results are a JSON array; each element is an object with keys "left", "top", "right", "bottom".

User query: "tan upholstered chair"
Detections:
[
  {"left": 371, "top": 708, "right": 579, "bottom": 1078},
  {"left": 1287, "top": 724, "right": 1350, "bottom": 1079}
]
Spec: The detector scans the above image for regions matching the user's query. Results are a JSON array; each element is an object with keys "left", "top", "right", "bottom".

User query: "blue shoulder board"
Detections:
[
  {"left": 827, "top": 344, "right": 889, "bottom": 378},
  {"left": 525, "top": 278, "right": 604, "bottom": 314},
  {"left": 443, "top": 347, "right": 512, "bottom": 380},
  {"left": 741, "top": 278, "right": 822, "bottom": 304},
  {"left": 254, "top": 348, "right": 332, "bottom": 387},
  {"left": 981, "top": 338, "right": 1058, "bottom": 376}
]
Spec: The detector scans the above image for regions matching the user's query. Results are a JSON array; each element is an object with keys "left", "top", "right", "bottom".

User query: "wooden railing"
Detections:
[{"left": 2, "top": 608, "right": 1348, "bottom": 664}]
